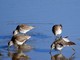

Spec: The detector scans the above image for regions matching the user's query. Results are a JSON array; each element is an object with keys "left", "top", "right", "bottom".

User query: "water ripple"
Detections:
[{"left": 0, "top": 35, "right": 12, "bottom": 39}]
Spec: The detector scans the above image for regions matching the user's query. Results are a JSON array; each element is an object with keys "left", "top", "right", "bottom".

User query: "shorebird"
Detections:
[
  {"left": 50, "top": 36, "right": 76, "bottom": 53},
  {"left": 13, "top": 24, "right": 34, "bottom": 35},
  {"left": 52, "top": 24, "right": 62, "bottom": 38},
  {"left": 8, "top": 34, "right": 31, "bottom": 49}
]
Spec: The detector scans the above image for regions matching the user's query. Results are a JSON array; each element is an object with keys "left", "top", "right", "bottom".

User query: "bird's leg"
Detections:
[
  {"left": 49, "top": 49, "right": 54, "bottom": 60},
  {"left": 22, "top": 33, "right": 26, "bottom": 35},
  {"left": 58, "top": 35, "right": 62, "bottom": 39},
  {"left": 8, "top": 46, "right": 10, "bottom": 51},
  {"left": 55, "top": 36, "right": 59, "bottom": 40},
  {"left": 55, "top": 35, "right": 62, "bottom": 41},
  {"left": 18, "top": 45, "right": 23, "bottom": 50},
  {"left": 68, "top": 52, "right": 75, "bottom": 60},
  {"left": 22, "top": 43, "right": 26, "bottom": 46},
  {"left": 71, "top": 47, "right": 75, "bottom": 52},
  {"left": 49, "top": 49, "right": 52, "bottom": 55},
  {"left": 57, "top": 35, "right": 60, "bottom": 39},
  {"left": 14, "top": 44, "right": 19, "bottom": 50},
  {"left": 59, "top": 50, "right": 62, "bottom": 54}
]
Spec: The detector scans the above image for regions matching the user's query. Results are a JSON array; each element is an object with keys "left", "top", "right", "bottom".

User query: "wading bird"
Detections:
[
  {"left": 8, "top": 34, "right": 31, "bottom": 49},
  {"left": 13, "top": 24, "right": 34, "bottom": 35},
  {"left": 52, "top": 24, "right": 62, "bottom": 38},
  {"left": 50, "top": 36, "right": 76, "bottom": 53}
]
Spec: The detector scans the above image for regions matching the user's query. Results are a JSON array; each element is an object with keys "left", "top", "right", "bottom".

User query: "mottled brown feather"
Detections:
[{"left": 11, "top": 34, "right": 30, "bottom": 43}]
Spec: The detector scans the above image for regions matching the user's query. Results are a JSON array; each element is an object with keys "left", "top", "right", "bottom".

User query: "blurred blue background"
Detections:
[{"left": 0, "top": 0, "right": 80, "bottom": 60}]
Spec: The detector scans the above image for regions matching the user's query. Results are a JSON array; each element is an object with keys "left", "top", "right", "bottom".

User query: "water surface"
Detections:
[{"left": 0, "top": 0, "right": 80, "bottom": 60}]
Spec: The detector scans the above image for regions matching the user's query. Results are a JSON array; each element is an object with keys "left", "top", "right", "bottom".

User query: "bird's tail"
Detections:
[{"left": 66, "top": 42, "right": 76, "bottom": 46}]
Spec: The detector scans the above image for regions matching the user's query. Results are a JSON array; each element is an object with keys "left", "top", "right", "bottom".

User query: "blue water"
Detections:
[{"left": 0, "top": 0, "right": 80, "bottom": 60}]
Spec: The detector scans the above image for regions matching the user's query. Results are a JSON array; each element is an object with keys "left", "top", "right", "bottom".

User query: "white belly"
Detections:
[
  {"left": 16, "top": 41, "right": 24, "bottom": 45},
  {"left": 20, "top": 30, "right": 30, "bottom": 33},
  {"left": 57, "top": 47, "right": 63, "bottom": 51},
  {"left": 62, "top": 38, "right": 70, "bottom": 42},
  {"left": 55, "top": 29, "right": 62, "bottom": 36}
]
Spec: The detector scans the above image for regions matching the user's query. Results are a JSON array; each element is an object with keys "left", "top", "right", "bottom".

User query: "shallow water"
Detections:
[{"left": 0, "top": 0, "right": 80, "bottom": 60}]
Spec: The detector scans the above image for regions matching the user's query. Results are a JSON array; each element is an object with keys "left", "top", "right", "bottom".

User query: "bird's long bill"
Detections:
[
  {"left": 71, "top": 47, "right": 75, "bottom": 52},
  {"left": 68, "top": 42, "right": 76, "bottom": 45}
]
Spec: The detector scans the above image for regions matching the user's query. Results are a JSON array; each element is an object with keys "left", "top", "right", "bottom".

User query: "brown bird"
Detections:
[
  {"left": 50, "top": 36, "right": 76, "bottom": 53},
  {"left": 13, "top": 24, "right": 34, "bottom": 35},
  {"left": 8, "top": 34, "right": 31, "bottom": 49},
  {"left": 52, "top": 24, "right": 62, "bottom": 37}
]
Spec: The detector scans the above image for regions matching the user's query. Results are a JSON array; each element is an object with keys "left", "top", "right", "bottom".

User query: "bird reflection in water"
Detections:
[
  {"left": 0, "top": 53, "right": 2, "bottom": 60},
  {"left": 51, "top": 53, "right": 75, "bottom": 60},
  {"left": 8, "top": 49, "right": 30, "bottom": 60},
  {"left": 8, "top": 44, "right": 32, "bottom": 60},
  {"left": 18, "top": 44, "right": 33, "bottom": 52}
]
